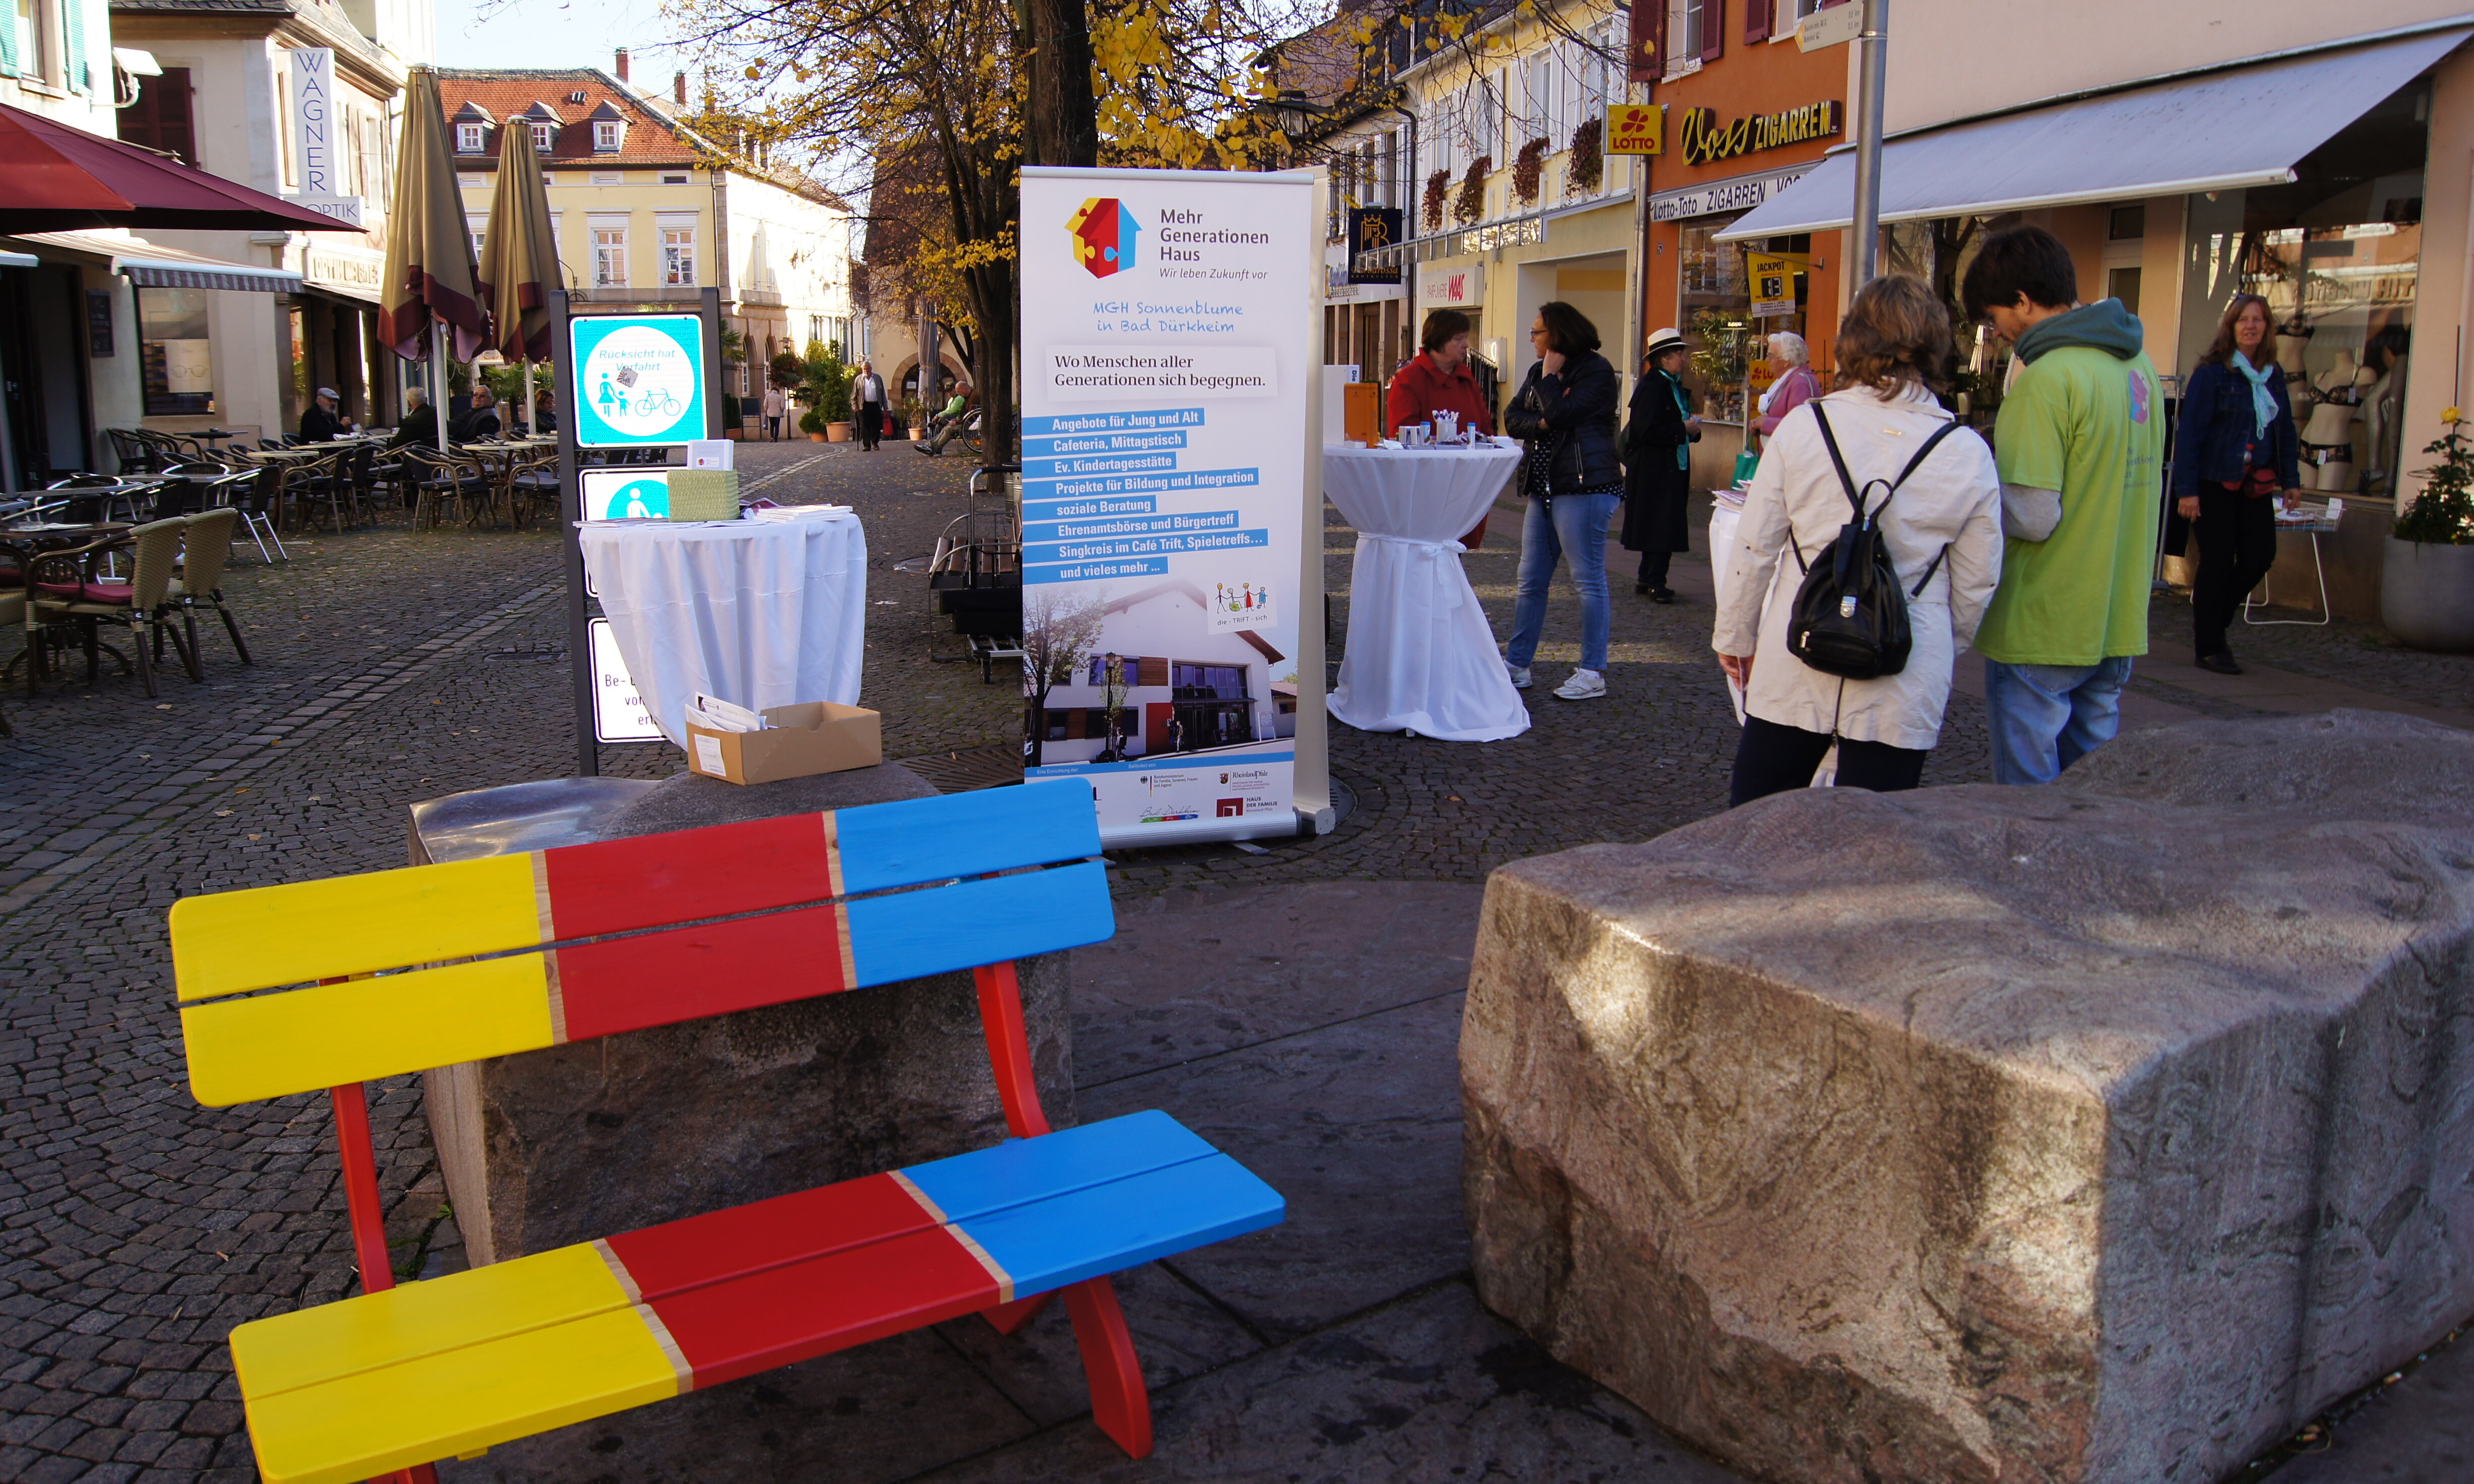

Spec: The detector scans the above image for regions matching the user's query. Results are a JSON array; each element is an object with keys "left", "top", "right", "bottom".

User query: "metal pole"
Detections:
[
  {"left": 553, "top": 288, "right": 596, "bottom": 777},
  {"left": 430, "top": 321, "right": 450, "bottom": 452},
  {"left": 1850, "top": 0, "right": 1889, "bottom": 284}
]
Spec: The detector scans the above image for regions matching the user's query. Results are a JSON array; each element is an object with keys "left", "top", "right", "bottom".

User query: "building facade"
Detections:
[
  {"left": 1719, "top": 0, "right": 2474, "bottom": 621},
  {"left": 438, "top": 58, "right": 856, "bottom": 422},
  {"left": 106, "top": 0, "right": 425, "bottom": 443}
]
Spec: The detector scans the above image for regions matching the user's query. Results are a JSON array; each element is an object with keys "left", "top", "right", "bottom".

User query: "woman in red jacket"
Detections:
[{"left": 1385, "top": 308, "right": 1496, "bottom": 548}]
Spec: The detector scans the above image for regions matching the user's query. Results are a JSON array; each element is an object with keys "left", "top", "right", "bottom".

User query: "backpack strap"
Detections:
[
  {"left": 1908, "top": 542, "right": 1953, "bottom": 598},
  {"left": 1808, "top": 403, "right": 1866, "bottom": 519},
  {"left": 1813, "top": 403, "right": 1974, "bottom": 525}
]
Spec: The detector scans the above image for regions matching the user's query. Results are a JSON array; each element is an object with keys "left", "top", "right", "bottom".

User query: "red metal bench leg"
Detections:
[
  {"left": 972, "top": 961, "right": 1052, "bottom": 1139},
  {"left": 981, "top": 1290, "right": 1056, "bottom": 1335},
  {"left": 1063, "top": 1276, "right": 1151, "bottom": 1458}
]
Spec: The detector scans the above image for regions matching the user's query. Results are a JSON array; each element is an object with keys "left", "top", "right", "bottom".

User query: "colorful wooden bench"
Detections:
[{"left": 169, "top": 779, "right": 1284, "bottom": 1484}]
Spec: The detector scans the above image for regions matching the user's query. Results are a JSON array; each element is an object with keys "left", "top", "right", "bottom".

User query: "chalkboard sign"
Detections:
[{"left": 87, "top": 291, "right": 114, "bottom": 357}]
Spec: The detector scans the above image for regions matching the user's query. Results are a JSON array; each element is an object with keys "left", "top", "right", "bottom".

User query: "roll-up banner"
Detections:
[{"left": 1019, "top": 166, "right": 1327, "bottom": 849}]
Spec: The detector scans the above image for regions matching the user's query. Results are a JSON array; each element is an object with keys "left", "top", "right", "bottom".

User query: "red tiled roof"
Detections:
[{"left": 434, "top": 69, "right": 700, "bottom": 167}]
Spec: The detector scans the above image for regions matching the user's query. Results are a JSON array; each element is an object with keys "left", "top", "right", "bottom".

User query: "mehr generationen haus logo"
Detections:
[{"left": 1068, "top": 198, "right": 1140, "bottom": 278}]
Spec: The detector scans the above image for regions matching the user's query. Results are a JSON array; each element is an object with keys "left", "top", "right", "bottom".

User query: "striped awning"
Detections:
[{"left": 10, "top": 230, "right": 300, "bottom": 292}]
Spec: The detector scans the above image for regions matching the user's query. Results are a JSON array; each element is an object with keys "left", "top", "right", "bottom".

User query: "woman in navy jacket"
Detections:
[
  {"left": 1501, "top": 301, "right": 1623, "bottom": 701},
  {"left": 2175, "top": 292, "right": 2300, "bottom": 674}
]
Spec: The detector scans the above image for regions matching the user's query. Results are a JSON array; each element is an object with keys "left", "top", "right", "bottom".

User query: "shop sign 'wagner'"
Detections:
[{"left": 1677, "top": 100, "right": 1842, "bottom": 168}]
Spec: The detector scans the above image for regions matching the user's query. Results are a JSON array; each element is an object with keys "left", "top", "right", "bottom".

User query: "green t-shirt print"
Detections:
[{"left": 1975, "top": 346, "right": 2166, "bottom": 666}]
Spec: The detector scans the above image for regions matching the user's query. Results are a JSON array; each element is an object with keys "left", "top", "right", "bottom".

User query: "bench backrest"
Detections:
[{"left": 172, "top": 779, "right": 1108, "bottom": 1106}]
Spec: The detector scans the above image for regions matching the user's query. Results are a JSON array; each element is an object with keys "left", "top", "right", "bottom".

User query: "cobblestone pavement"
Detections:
[{"left": 5, "top": 444, "right": 2470, "bottom": 1482}]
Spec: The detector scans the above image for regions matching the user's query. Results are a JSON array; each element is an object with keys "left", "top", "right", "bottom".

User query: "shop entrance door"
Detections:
[{"left": 1145, "top": 701, "right": 1176, "bottom": 756}]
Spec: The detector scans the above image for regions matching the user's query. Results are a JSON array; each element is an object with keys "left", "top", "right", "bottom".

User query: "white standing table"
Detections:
[
  {"left": 578, "top": 509, "right": 867, "bottom": 746},
  {"left": 1708, "top": 500, "right": 1746, "bottom": 724},
  {"left": 1323, "top": 440, "right": 1530, "bottom": 741}
]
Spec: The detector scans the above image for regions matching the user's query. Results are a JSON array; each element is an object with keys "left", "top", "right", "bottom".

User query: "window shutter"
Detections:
[
  {"left": 63, "top": 0, "right": 89, "bottom": 91},
  {"left": 155, "top": 70, "right": 197, "bottom": 166},
  {"left": 1746, "top": 0, "right": 1773, "bottom": 44},
  {"left": 0, "top": 8, "right": 20, "bottom": 76},
  {"left": 1630, "top": 0, "right": 1663, "bottom": 81},
  {"left": 1701, "top": 0, "right": 1726, "bottom": 63}
]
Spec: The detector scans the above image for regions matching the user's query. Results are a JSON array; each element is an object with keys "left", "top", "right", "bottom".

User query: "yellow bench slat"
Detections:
[
  {"left": 180, "top": 954, "right": 554, "bottom": 1106},
  {"left": 245, "top": 1306, "right": 684, "bottom": 1484},
  {"left": 232, "top": 1243, "right": 634, "bottom": 1399},
  {"left": 169, "top": 851, "right": 546, "bottom": 1003}
]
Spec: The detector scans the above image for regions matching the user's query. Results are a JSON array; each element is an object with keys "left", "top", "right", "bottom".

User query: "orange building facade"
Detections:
[{"left": 1639, "top": 2, "right": 1849, "bottom": 488}]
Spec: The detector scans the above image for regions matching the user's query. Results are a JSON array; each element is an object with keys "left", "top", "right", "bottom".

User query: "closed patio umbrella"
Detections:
[
  {"left": 379, "top": 67, "right": 489, "bottom": 451},
  {"left": 476, "top": 112, "right": 563, "bottom": 432},
  {"left": 0, "top": 100, "right": 362, "bottom": 232}
]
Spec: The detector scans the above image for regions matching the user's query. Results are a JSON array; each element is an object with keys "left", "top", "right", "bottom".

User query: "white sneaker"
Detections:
[
  {"left": 1507, "top": 664, "right": 1532, "bottom": 689},
  {"left": 1553, "top": 668, "right": 1606, "bottom": 701}
]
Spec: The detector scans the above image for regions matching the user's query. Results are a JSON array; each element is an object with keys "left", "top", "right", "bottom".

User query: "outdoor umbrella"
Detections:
[
  {"left": 476, "top": 112, "right": 564, "bottom": 432},
  {"left": 379, "top": 66, "right": 490, "bottom": 451},
  {"left": 0, "top": 100, "right": 359, "bottom": 233}
]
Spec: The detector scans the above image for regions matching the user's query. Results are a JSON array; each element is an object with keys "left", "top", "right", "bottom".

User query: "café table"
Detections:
[
  {"left": 0, "top": 520, "right": 134, "bottom": 695},
  {"left": 577, "top": 508, "right": 866, "bottom": 746},
  {"left": 1708, "top": 492, "right": 1747, "bottom": 724},
  {"left": 1322, "top": 438, "right": 1529, "bottom": 741}
]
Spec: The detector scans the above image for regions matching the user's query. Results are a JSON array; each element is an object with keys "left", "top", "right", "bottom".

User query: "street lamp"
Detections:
[{"left": 1102, "top": 652, "right": 1125, "bottom": 761}]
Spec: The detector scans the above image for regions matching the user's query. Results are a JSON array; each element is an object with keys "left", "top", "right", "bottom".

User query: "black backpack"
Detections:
[{"left": 1784, "top": 403, "right": 1970, "bottom": 682}]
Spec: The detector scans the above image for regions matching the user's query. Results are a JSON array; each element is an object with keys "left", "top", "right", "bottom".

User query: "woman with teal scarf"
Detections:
[
  {"left": 2173, "top": 292, "right": 2301, "bottom": 674},
  {"left": 1621, "top": 328, "right": 1702, "bottom": 602}
]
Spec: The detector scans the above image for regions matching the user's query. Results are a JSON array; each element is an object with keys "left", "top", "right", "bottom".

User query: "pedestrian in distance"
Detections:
[
  {"left": 853, "top": 360, "right": 886, "bottom": 451},
  {"left": 1755, "top": 330, "right": 1821, "bottom": 439},
  {"left": 299, "top": 387, "right": 354, "bottom": 443},
  {"left": 761, "top": 382, "right": 787, "bottom": 441},
  {"left": 1386, "top": 307, "right": 1495, "bottom": 548},
  {"left": 1622, "top": 326, "right": 1700, "bottom": 603},
  {"left": 1960, "top": 224, "right": 2166, "bottom": 785},
  {"left": 1714, "top": 274, "right": 2004, "bottom": 806},
  {"left": 2175, "top": 292, "right": 2301, "bottom": 675},
  {"left": 1501, "top": 300, "right": 1624, "bottom": 701}
]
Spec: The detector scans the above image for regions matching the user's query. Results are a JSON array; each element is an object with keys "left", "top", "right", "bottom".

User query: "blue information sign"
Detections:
[{"left": 570, "top": 314, "right": 707, "bottom": 447}]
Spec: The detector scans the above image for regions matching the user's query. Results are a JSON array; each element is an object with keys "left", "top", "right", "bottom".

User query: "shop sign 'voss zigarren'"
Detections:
[{"left": 1677, "top": 100, "right": 1842, "bottom": 167}]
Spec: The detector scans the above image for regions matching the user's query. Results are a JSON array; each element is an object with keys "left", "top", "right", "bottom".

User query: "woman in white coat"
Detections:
[{"left": 1713, "top": 274, "right": 2003, "bottom": 806}]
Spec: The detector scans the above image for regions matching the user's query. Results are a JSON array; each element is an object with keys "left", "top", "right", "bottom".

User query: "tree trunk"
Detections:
[{"left": 1023, "top": 0, "right": 1098, "bottom": 170}]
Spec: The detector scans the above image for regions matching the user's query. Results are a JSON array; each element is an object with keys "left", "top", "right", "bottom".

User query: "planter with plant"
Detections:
[
  {"left": 1512, "top": 138, "right": 1548, "bottom": 206},
  {"left": 2383, "top": 408, "right": 2474, "bottom": 652},
  {"left": 1455, "top": 157, "right": 1491, "bottom": 225},
  {"left": 1566, "top": 117, "right": 1602, "bottom": 196},
  {"left": 1423, "top": 169, "right": 1451, "bottom": 232},
  {"left": 800, "top": 404, "right": 828, "bottom": 442},
  {"left": 902, "top": 395, "right": 928, "bottom": 440},
  {"left": 800, "top": 340, "right": 857, "bottom": 444}
]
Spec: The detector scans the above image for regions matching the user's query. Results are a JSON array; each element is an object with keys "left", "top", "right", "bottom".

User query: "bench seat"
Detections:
[{"left": 235, "top": 1112, "right": 1282, "bottom": 1484}]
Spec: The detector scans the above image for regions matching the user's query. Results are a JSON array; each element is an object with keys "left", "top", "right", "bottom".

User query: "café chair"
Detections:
[
  {"left": 28, "top": 518, "right": 197, "bottom": 697},
  {"left": 170, "top": 510, "right": 252, "bottom": 668},
  {"left": 401, "top": 447, "right": 481, "bottom": 531}
]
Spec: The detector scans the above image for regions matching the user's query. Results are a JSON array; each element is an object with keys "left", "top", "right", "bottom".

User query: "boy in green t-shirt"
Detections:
[{"left": 1961, "top": 226, "right": 2165, "bottom": 785}]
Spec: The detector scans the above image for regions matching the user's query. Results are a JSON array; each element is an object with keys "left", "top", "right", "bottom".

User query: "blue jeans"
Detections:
[
  {"left": 1506, "top": 491, "right": 1620, "bottom": 673},
  {"left": 1983, "top": 657, "right": 2135, "bottom": 784}
]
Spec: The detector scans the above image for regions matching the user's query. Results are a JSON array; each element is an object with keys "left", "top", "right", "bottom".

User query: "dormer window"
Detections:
[
  {"left": 594, "top": 120, "right": 622, "bottom": 152},
  {"left": 531, "top": 122, "right": 556, "bottom": 155},
  {"left": 457, "top": 123, "right": 485, "bottom": 154}
]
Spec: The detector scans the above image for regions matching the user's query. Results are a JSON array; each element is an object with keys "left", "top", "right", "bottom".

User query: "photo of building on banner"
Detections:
[{"left": 1019, "top": 167, "right": 1316, "bottom": 847}]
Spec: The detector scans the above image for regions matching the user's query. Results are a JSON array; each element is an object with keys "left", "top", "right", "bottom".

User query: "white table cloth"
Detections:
[
  {"left": 579, "top": 510, "right": 867, "bottom": 747},
  {"left": 1323, "top": 440, "right": 1529, "bottom": 741}
]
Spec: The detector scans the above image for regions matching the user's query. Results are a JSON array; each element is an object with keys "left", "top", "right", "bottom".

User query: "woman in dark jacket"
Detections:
[
  {"left": 2174, "top": 291, "right": 2301, "bottom": 674},
  {"left": 1501, "top": 300, "right": 1623, "bottom": 701},
  {"left": 1622, "top": 327, "right": 1701, "bottom": 602}
]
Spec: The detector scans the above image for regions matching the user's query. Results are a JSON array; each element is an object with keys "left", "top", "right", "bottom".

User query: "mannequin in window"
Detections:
[{"left": 2299, "top": 352, "right": 2363, "bottom": 492}]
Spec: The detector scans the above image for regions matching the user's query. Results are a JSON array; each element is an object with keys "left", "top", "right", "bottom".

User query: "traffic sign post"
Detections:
[
  {"left": 1797, "top": 0, "right": 1888, "bottom": 284},
  {"left": 553, "top": 286, "right": 727, "bottom": 776}
]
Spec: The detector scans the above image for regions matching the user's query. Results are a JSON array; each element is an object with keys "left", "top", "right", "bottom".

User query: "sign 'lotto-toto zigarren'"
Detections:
[{"left": 1677, "top": 100, "right": 1843, "bottom": 167}]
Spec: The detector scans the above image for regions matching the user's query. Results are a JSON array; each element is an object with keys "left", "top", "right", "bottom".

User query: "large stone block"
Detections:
[
  {"left": 1462, "top": 710, "right": 2474, "bottom": 1484},
  {"left": 411, "top": 768, "right": 1074, "bottom": 1266}
]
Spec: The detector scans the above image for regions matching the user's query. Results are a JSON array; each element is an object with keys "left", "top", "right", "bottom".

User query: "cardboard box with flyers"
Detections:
[{"left": 685, "top": 702, "right": 882, "bottom": 784}]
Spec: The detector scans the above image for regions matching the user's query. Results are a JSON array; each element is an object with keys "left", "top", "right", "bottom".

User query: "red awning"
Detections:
[{"left": 0, "top": 100, "right": 363, "bottom": 234}]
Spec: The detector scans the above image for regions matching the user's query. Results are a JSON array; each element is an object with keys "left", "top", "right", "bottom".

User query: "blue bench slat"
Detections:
[
  {"left": 847, "top": 859, "right": 1114, "bottom": 988},
  {"left": 902, "top": 1110, "right": 1216, "bottom": 1221},
  {"left": 835, "top": 778, "right": 1100, "bottom": 895},
  {"left": 956, "top": 1154, "right": 1287, "bottom": 1296}
]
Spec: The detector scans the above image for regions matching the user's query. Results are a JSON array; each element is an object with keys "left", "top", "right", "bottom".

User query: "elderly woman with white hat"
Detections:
[{"left": 1620, "top": 327, "right": 1700, "bottom": 602}]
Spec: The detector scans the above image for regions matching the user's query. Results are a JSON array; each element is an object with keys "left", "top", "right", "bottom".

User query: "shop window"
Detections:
[
  {"left": 1171, "top": 661, "right": 1249, "bottom": 699},
  {"left": 1675, "top": 217, "right": 1753, "bottom": 423},
  {"left": 2240, "top": 223, "right": 2420, "bottom": 497},
  {"left": 139, "top": 287, "right": 214, "bottom": 415}
]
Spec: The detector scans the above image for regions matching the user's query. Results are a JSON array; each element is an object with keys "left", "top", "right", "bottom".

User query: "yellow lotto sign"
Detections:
[{"left": 1605, "top": 104, "right": 1663, "bottom": 156}]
